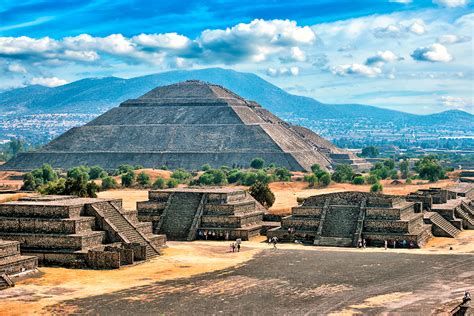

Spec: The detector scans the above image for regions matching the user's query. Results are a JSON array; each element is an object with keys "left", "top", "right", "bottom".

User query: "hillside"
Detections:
[{"left": 0, "top": 68, "right": 472, "bottom": 143}]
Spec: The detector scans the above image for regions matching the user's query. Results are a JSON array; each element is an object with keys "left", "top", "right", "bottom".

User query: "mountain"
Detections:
[{"left": 0, "top": 68, "right": 472, "bottom": 143}]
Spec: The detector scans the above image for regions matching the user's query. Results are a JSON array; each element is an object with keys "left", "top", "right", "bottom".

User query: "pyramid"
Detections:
[{"left": 2, "top": 80, "right": 370, "bottom": 171}]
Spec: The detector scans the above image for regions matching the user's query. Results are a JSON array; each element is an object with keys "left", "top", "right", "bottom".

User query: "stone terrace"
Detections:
[
  {"left": 137, "top": 187, "right": 264, "bottom": 241},
  {"left": 0, "top": 195, "right": 166, "bottom": 269},
  {"left": 268, "top": 192, "right": 432, "bottom": 248}
]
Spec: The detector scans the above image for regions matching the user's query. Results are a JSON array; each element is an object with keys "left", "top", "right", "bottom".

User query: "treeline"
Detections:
[{"left": 334, "top": 138, "right": 474, "bottom": 151}]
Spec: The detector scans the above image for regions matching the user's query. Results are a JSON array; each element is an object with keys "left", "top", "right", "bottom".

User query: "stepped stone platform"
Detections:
[
  {"left": 1, "top": 80, "right": 370, "bottom": 172},
  {"left": 0, "top": 196, "right": 166, "bottom": 269},
  {"left": 267, "top": 192, "right": 432, "bottom": 248},
  {"left": 137, "top": 188, "right": 265, "bottom": 241},
  {"left": 408, "top": 184, "right": 474, "bottom": 231},
  {"left": 0, "top": 239, "right": 37, "bottom": 277}
]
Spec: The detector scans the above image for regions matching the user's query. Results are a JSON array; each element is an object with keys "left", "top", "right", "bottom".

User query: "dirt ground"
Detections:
[{"left": 1, "top": 235, "right": 472, "bottom": 315}]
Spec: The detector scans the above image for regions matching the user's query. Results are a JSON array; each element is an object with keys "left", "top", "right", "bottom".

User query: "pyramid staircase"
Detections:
[
  {"left": 424, "top": 212, "right": 461, "bottom": 238},
  {"left": 0, "top": 273, "right": 14, "bottom": 290}
]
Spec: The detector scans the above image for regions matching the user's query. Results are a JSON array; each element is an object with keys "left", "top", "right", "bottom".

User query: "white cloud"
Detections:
[
  {"left": 132, "top": 32, "right": 191, "bottom": 50},
  {"left": 365, "top": 50, "right": 401, "bottom": 66},
  {"left": 411, "top": 43, "right": 453, "bottom": 62},
  {"left": 266, "top": 66, "right": 299, "bottom": 77},
  {"left": 433, "top": 0, "right": 469, "bottom": 8},
  {"left": 0, "top": 36, "right": 59, "bottom": 57},
  {"left": 7, "top": 63, "right": 27, "bottom": 73},
  {"left": 437, "top": 34, "right": 471, "bottom": 44},
  {"left": 30, "top": 77, "right": 68, "bottom": 87},
  {"left": 440, "top": 96, "right": 469, "bottom": 109},
  {"left": 331, "top": 64, "right": 382, "bottom": 77},
  {"left": 408, "top": 21, "right": 425, "bottom": 35}
]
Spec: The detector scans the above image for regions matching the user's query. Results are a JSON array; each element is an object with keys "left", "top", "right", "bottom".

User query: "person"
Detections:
[
  {"left": 288, "top": 227, "right": 292, "bottom": 235},
  {"left": 231, "top": 243, "right": 235, "bottom": 253},
  {"left": 204, "top": 230, "right": 208, "bottom": 240},
  {"left": 384, "top": 240, "right": 388, "bottom": 250},
  {"left": 463, "top": 291, "right": 471, "bottom": 304},
  {"left": 272, "top": 236, "right": 278, "bottom": 250},
  {"left": 225, "top": 231, "right": 229, "bottom": 240},
  {"left": 363, "top": 238, "right": 367, "bottom": 249},
  {"left": 236, "top": 238, "right": 242, "bottom": 252},
  {"left": 409, "top": 241, "right": 414, "bottom": 249},
  {"left": 358, "top": 238, "right": 362, "bottom": 248},
  {"left": 393, "top": 240, "right": 396, "bottom": 249}
]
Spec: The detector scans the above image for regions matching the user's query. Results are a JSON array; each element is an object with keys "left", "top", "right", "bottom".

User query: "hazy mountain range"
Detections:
[{"left": 0, "top": 68, "right": 472, "bottom": 143}]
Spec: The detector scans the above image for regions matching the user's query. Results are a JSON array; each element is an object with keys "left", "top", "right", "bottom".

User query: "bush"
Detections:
[
  {"left": 365, "top": 175, "right": 379, "bottom": 185},
  {"left": 370, "top": 183, "right": 383, "bottom": 193},
  {"left": 160, "top": 165, "right": 168, "bottom": 170},
  {"left": 415, "top": 156, "right": 444, "bottom": 182},
  {"left": 166, "top": 178, "right": 179, "bottom": 188},
  {"left": 311, "top": 164, "right": 322, "bottom": 174},
  {"left": 405, "top": 178, "right": 412, "bottom": 184},
  {"left": 21, "top": 164, "right": 58, "bottom": 191},
  {"left": 250, "top": 157, "right": 265, "bottom": 169},
  {"left": 304, "top": 174, "right": 318, "bottom": 187},
  {"left": 249, "top": 181, "right": 275, "bottom": 208},
  {"left": 227, "top": 170, "right": 242, "bottom": 183},
  {"left": 242, "top": 172, "right": 258, "bottom": 186},
  {"left": 67, "top": 166, "right": 90, "bottom": 181},
  {"left": 352, "top": 176, "right": 365, "bottom": 185},
  {"left": 39, "top": 178, "right": 66, "bottom": 195},
  {"left": 319, "top": 173, "right": 331, "bottom": 186},
  {"left": 121, "top": 171, "right": 135, "bottom": 187},
  {"left": 89, "top": 165, "right": 105, "bottom": 180},
  {"left": 331, "top": 164, "right": 354, "bottom": 183},
  {"left": 201, "top": 164, "right": 211, "bottom": 171},
  {"left": 275, "top": 167, "right": 291, "bottom": 181},
  {"left": 137, "top": 172, "right": 151, "bottom": 187},
  {"left": 390, "top": 170, "right": 399, "bottom": 180},
  {"left": 383, "top": 159, "right": 395, "bottom": 170},
  {"left": 198, "top": 169, "right": 228, "bottom": 186},
  {"left": 134, "top": 165, "right": 144, "bottom": 170},
  {"left": 171, "top": 168, "right": 192, "bottom": 182},
  {"left": 360, "top": 146, "right": 379, "bottom": 158},
  {"left": 101, "top": 176, "right": 118, "bottom": 190},
  {"left": 117, "top": 164, "right": 134, "bottom": 175},
  {"left": 152, "top": 177, "right": 166, "bottom": 189}
]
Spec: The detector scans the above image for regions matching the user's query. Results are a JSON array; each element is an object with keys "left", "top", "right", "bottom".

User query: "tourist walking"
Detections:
[
  {"left": 362, "top": 238, "right": 367, "bottom": 248},
  {"left": 384, "top": 240, "right": 387, "bottom": 250},
  {"left": 230, "top": 243, "right": 235, "bottom": 253},
  {"left": 236, "top": 238, "right": 242, "bottom": 252},
  {"left": 272, "top": 236, "right": 278, "bottom": 250}
]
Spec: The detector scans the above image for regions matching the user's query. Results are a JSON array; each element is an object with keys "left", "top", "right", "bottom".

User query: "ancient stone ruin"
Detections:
[
  {"left": 2, "top": 80, "right": 370, "bottom": 172},
  {"left": 137, "top": 188, "right": 265, "bottom": 241},
  {"left": 408, "top": 184, "right": 474, "bottom": 233},
  {"left": 267, "top": 191, "right": 433, "bottom": 247},
  {"left": 0, "top": 239, "right": 38, "bottom": 289},
  {"left": 0, "top": 195, "right": 166, "bottom": 269}
]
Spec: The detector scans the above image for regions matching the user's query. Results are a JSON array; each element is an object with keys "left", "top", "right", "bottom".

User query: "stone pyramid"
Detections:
[{"left": 2, "top": 80, "right": 370, "bottom": 171}]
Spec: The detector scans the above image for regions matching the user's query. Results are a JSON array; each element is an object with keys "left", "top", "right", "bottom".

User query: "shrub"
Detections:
[
  {"left": 117, "top": 164, "right": 134, "bottom": 175},
  {"left": 390, "top": 170, "right": 399, "bottom": 180},
  {"left": 171, "top": 168, "right": 192, "bottom": 182},
  {"left": 365, "top": 175, "right": 379, "bottom": 185},
  {"left": 360, "top": 146, "right": 379, "bottom": 158},
  {"left": 152, "top": 177, "right": 166, "bottom": 189},
  {"left": 198, "top": 169, "right": 228, "bottom": 186},
  {"left": 121, "top": 171, "right": 135, "bottom": 187},
  {"left": 227, "top": 170, "right": 242, "bottom": 183},
  {"left": 304, "top": 174, "right": 318, "bottom": 187},
  {"left": 383, "top": 159, "right": 395, "bottom": 170},
  {"left": 89, "top": 165, "right": 105, "bottom": 180},
  {"left": 21, "top": 164, "right": 58, "bottom": 191},
  {"left": 242, "top": 172, "right": 258, "bottom": 186},
  {"left": 370, "top": 183, "right": 383, "bottom": 193},
  {"left": 166, "top": 178, "right": 179, "bottom": 188},
  {"left": 331, "top": 164, "right": 354, "bottom": 183},
  {"left": 137, "top": 172, "right": 151, "bottom": 187},
  {"left": 101, "top": 176, "right": 118, "bottom": 190},
  {"left": 134, "top": 165, "right": 144, "bottom": 170},
  {"left": 405, "top": 178, "right": 412, "bottom": 185},
  {"left": 249, "top": 181, "right": 275, "bottom": 208},
  {"left": 352, "top": 176, "right": 365, "bottom": 185},
  {"left": 250, "top": 157, "right": 265, "bottom": 169},
  {"left": 275, "top": 167, "right": 291, "bottom": 181},
  {"left": 311, "top": 164, "right": 322, "bottom": 174},
  {"left": 319, "top": 173, "right": 331, "bottom": 186},
  {"left": 201, "top": 164, "right": 211, "bottom": 171}
]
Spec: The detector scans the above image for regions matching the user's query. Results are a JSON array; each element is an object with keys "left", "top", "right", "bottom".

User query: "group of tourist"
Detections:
[
  {"left": 357, "top": 238, "right": 367, "bottom": 248},
  {"left": 229, "top": 238, "right": 242, "bottom": 252},
  {"left": 384, "top": 239, "right": 415, "bottom": 249},
  {"left": 197, "top": 229, "right": 231, "bottom": 240}
]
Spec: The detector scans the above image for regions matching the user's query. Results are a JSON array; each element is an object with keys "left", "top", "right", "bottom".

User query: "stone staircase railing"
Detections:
[
  {"left": 313, "top": 199, "right": 330, "bottom": 245},
  {"left": 352, "top": 198, "right": 367, "bottom": 247},
  {"left": 186, "top": 194, "right": 208, "bottom": 241},
  {"left": 455, "top": 206, "right": 474, "bottom": 229},
  {"left": 0, "top": 273, "right": 14, "bottom": 290},
  {"left": 425, "top": 212, "right": 461, "bottom": 238}
]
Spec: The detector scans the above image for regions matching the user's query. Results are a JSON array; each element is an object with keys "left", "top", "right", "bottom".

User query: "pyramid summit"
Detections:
[{"left": 2, "top": 80, "right": 370, "bottom": 171}]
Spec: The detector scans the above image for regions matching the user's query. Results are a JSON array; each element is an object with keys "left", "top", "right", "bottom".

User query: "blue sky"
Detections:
[{"left": 0, "top": 0, "right": 472, "bottom": 114}]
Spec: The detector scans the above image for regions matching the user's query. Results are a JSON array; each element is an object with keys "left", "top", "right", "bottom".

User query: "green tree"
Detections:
[
  {"left": 67, "top": 166, "right": 90, "bottom": 181},
  {"left": 8, "top": 138, "right": 25, "bottom": 157},
  {"left": 152, "top": 177, "right": 166, "bottom": 189},
  {"left": 117, "top": 164, "right": 134, "bottom": 175},
  {"left": 166, "top": 178, "right": 179, "bottom": 188},
  {"left": 365, "top": 174, "right": 379, "bottom": 185},
  {"left": 137, "top": 172, "right": 151, "bottom": 187},
  {"left": 121, "top": 171, "right": 135, "bottom": 187},
  {"left": 331, "top": 164, "right": 354, "bottom": 183},
  {"left": 383, "top": 159, "right": 395, "bottom": 170},
  {"left": 275, "top": 167, "right": 291, "bottom": 181},
  {"left": 304, "top": 174, "right": 318, "bottom": 187},
  {"left": 370, "top": 182, "right": 383, "bottom": 193},
  {"left": 89, "top": 165, "right": 106, "bottom": 180},
  {"left": 171, "top": 168, "right": 192, "bottom": 182},
  {"left": 360, "top": 146, "right": 379, "bottom": 158},
  {"left": 249, "top": 181, "right": 275, "bottom": 208},
  {"left": 201, "top": 163, "right": 211, "bottom": 171},
  {"left": 101, "top": 176, "right": 118, "bottom": 190},
  {"left": 399, "top": 160, "right": 410, "bottom": 179},
  {"left": 134, "top": 165, "right": 144, "bottom": 170},
  {"left": 415, "top": 156, "right": 444, "bottom": 182},
  {"left": 352, "top": 176, "right": 365, "bottom": 185},
  {"left": 319, "top": 173, "right": 331, "bottom": 186},
  {"left": 250, "top": 157, "right": 265, "bottom": 169}
]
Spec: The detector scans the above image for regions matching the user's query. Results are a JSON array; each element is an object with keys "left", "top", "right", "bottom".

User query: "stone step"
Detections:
[
  {"left": 425, "top": 212, "right": 460, "bottom": 237},
  {"left": 0, "top": 273, "right": 14, "bottom": 290},
  {"left": 316, "top": 237, "right": 353, "bottom": 247}
]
